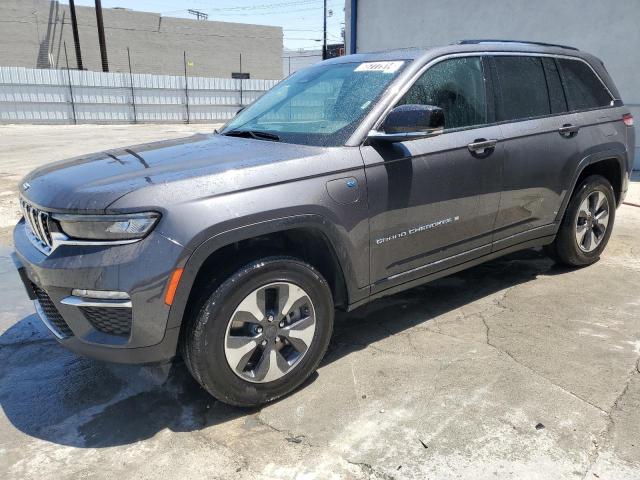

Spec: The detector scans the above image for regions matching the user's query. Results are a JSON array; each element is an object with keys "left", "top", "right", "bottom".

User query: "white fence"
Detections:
[{"left": 0, "top": 67, "right": 278, "bottom": 124}]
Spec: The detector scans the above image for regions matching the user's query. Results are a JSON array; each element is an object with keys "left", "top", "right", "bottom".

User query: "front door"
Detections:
[{"left": 361, "top": 56, "right": 503, "bottom": 290}]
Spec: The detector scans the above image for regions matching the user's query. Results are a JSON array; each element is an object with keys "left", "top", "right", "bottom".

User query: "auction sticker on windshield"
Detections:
[{"left": 354, "top": 61, "right": 404, "bottom": 73}]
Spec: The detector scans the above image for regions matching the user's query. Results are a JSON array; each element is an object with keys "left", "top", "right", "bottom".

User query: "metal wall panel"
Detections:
[{"left": 0, "top": 67, "right": 278, "bottom": 124}]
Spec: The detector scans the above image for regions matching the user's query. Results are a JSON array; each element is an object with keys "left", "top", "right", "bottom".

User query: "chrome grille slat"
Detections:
[
  {"left": 20, "top": 198, "right": 53, "bottom": 255},
  {"left": 38, "top": 211, "right": 52, "bottom": 247},
  {"left": 32, "top": 207, "right": 44, "bottom": 242}
]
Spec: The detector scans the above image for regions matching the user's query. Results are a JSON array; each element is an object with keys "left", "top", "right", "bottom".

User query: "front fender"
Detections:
[{"left": 165, "top": 213, "right": 369, "bottom": 329}]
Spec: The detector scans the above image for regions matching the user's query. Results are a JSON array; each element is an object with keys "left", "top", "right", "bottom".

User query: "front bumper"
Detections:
[{"left": 13, "top": 220, "right": 187, "bottom": 364}]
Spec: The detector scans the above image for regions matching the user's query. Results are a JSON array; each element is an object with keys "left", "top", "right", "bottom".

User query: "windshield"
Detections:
[{"left": 221, "top": 60, "right": 407, "bottom": 147}]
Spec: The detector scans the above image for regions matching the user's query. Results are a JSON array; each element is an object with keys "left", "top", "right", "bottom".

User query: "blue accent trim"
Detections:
[{"left": 349, "top": 0, "right": 357, "bottom": 54}]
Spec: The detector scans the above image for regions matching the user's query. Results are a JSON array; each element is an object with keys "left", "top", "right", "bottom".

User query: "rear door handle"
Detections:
[
  {"left": 559, "top": 124, "right": 580, "bottom": 137},
  {"left": 468, "top": 138, "right": 497, "bottom": 158}
]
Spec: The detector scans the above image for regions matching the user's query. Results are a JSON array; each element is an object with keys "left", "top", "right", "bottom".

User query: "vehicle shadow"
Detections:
[{"left": 0, "top": 248, "right": 570, "bottom": 449}]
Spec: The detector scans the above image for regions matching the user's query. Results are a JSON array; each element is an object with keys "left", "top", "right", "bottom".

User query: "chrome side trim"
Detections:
[
  {"left": 367, "top": 128, "right": 444, "bottom": 142},
  {"left": 34, "top": 300, "right": 65, "bottom": 339},
  {"left": 60, "top": 296, "right": 133, "bottom": 308}
]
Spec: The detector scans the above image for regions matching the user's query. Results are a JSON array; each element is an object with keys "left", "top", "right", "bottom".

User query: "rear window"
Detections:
[
  {"left": 494, "top": 56, "right": 550, "bottom": 121},
  {"left": 556, "top": 58, "right": 612, "bottom": 111},
  {"left": 542, "top": 58, "right": 568, "bottom": 114}
]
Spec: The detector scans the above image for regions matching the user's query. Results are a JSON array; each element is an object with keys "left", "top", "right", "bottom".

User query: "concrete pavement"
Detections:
[{"left": 0, "top": 125, "right": 639, "bottom": 479}]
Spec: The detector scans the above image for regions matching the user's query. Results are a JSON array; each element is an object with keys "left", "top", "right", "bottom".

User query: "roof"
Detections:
[
  {"left": 320, "top": 39, "right": 620, "bottom": 101},
  {"left": 325, "top": 40, "right": 586, "bottom": 65}
]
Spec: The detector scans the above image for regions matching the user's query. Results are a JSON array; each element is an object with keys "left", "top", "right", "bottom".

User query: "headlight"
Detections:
[{"left": 53, "top": 212, "right": 160, "bottom": 241}]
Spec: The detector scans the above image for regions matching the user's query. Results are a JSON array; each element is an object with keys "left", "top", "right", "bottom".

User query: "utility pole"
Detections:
[
  {"left": 188, "top": 9, "right": 208, "bottom": 20},
  {"left": 322, "top": 0, "right": 327, "bottom": 60},
  {"left": 95, "top": 0, "right": 109, "bottom": 72},
  {"left": 69, "top": 0, "right": 83, "bottom": 70}
]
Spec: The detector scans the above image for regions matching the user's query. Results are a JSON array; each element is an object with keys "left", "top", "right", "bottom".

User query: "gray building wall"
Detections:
[
  {"left": 1, "top": 0, "right": 283, "bottom": 79},
  {"left": 346, "top": 0, "right": 640, "bottom": 168}
]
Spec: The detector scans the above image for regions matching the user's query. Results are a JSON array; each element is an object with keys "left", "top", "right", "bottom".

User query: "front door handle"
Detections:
[
  {"left": 559, "top": 124, "right": 580, "bottom": 138},
  {"left": 468, "top": 138, "right": 497, "bottom": 158}
]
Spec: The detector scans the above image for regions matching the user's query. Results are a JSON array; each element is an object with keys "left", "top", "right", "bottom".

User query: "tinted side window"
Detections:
[
  {"left": 494, "top": 56, "right": 550, "bottom": 121},
  {"left": 398, "top": 57, "right": 487, "bottom": 130},
  {"left": 557, "top": 58, "right": 612, "bottom": 111},
  {"left": 542, "top": 58, "right": 567, "bottom": 114}
]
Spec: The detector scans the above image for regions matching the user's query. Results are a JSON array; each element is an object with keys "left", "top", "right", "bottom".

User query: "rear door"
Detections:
[
  {"left": 362, "top": 56, "right": 504, "bottom": 288},
  {"left": 490, "top": 54, "right": 575, "bottom": 246},
  {"left": 554, "top": 57, "right": 620, "bottom": 208}
]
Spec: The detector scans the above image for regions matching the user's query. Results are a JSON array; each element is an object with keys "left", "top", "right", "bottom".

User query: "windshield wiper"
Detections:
[{"left": 223, "top": 129, "right": 280, "bottom": 142}]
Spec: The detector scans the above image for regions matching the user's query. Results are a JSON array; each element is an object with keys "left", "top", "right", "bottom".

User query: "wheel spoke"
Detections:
[
  {"left": 589, "top": 192, "right": 600, "bottom": 215},
  {"left": 595, "top": 191, "right": 607, "bottom": 212},
  {"left": 225, "top": 337, "right": 258, "bottom": 371},
  {"left": 578, "top": 198, "right": 590, "bottom": 221},
  {"left": 595, "top": 208, "right": 608, "bottom": 221},
  {"left": 234, "top": 288, "right": 265, "bottom": 322},
  {"left": 582, "top": 229, "right": 593, "bottom": 251},
  {"left": 576, "top": 223, "right": 588, "bottom": 245},
  {"left": 278, "top": 284, "right": 308, "bottom": 319},
  {"left": 253, "top": 346, "right": 288, "bottom": 382},
  {"left": 595, "top": 208, "right": 609, "bottom": 231},
  {"left": 592, "top": 223, "right": 605, "bottom": 242},
  {"left": 282, "top": 314, "right": 315, "bottom": 349}
]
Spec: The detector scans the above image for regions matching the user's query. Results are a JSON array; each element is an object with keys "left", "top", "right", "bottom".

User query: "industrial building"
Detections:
[
  {"left": 345, "top": 0, "right": 639, "bottom": 168},
  {"left": 0, "top": 0, "right": 283, "bottom": 79}
]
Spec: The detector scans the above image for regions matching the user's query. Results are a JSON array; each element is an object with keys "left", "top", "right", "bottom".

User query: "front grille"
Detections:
[
  {"left": 20, "top": 198, "right": 53, "bottom": 254},
  {"left": 32, "top": 284, "right": 74, "bottom": 338},
  {"left": 80, "top": 306, "right": 132, "bottom": 336}
]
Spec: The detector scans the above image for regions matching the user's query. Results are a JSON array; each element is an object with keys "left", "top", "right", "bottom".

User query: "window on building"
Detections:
[
  {"left": 398, "top": 56, "right": 487, "bottom": 130},
  {"left": 494, "top": 56, "right": 550, "bottom": 121},
  {"left": 556, "top": 58, "right": 612, "bottom": 111}
]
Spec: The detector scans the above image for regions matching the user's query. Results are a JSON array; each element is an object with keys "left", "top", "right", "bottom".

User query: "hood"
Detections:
[{"left": 20, "top": 134, "right": 328, "bottom": 212}]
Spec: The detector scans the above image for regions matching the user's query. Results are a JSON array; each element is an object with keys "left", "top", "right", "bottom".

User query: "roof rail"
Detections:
[{"left": 458, "top": 39, "right": 579, "bottom": 51}]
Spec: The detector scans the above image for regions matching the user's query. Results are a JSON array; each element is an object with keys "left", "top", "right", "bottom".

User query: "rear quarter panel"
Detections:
[{"left": 556, "top": 106, "right": 630, "bottom": 219}]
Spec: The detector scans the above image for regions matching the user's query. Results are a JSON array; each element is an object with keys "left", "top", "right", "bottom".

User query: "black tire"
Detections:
[
  {"left": 547, "top": 174, "right": 616, "bottom": 267},
  {"left": 182, "top": 256, "right": 334, "bottom": 407}
]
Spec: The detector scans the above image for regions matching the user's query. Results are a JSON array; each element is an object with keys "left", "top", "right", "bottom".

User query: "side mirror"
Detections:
[{"left": 368, "top": 104, "right": 444, "bottom": 142}]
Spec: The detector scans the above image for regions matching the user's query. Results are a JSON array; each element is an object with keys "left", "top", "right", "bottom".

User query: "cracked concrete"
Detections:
[{"left": 0, "top": 127, "right": 639, "bottom": 479}]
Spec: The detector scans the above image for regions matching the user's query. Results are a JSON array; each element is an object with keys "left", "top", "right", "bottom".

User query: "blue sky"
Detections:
[{"left": 61, "top": 0, "right": 345, "bottom": 50}]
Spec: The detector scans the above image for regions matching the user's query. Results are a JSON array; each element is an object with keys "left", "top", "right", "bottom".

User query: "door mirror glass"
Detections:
[{"left": 369, "top": 104, "right": 444, "bottom": 142}]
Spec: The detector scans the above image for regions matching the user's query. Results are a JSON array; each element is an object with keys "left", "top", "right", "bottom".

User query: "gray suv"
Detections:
[{"left": 12, "top": 40, "right": 635, "bottom": 406}]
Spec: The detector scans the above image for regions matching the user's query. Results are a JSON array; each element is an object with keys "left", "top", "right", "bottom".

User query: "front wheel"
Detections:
[
  {"left": 182, "top": 256, "right": 334, "bottom": 407},
  {"left": 547, "top": 174, "right": 616, "bottom": 267}
]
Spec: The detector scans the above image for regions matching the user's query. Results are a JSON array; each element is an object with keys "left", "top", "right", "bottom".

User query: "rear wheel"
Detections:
[
  {"left": 182, "top": 256, "right": 333, "bottom": 407},
  {"left": 547, "top": 175, "right": 615, "bottom": 267}
]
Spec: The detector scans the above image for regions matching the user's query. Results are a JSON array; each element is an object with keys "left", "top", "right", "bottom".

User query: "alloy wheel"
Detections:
[
  {"left": 223, "top": 282, "right": 316, "bottom": 383},
  {"left": 576, "top": 190, "right": 609, "bottom": 253}
]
